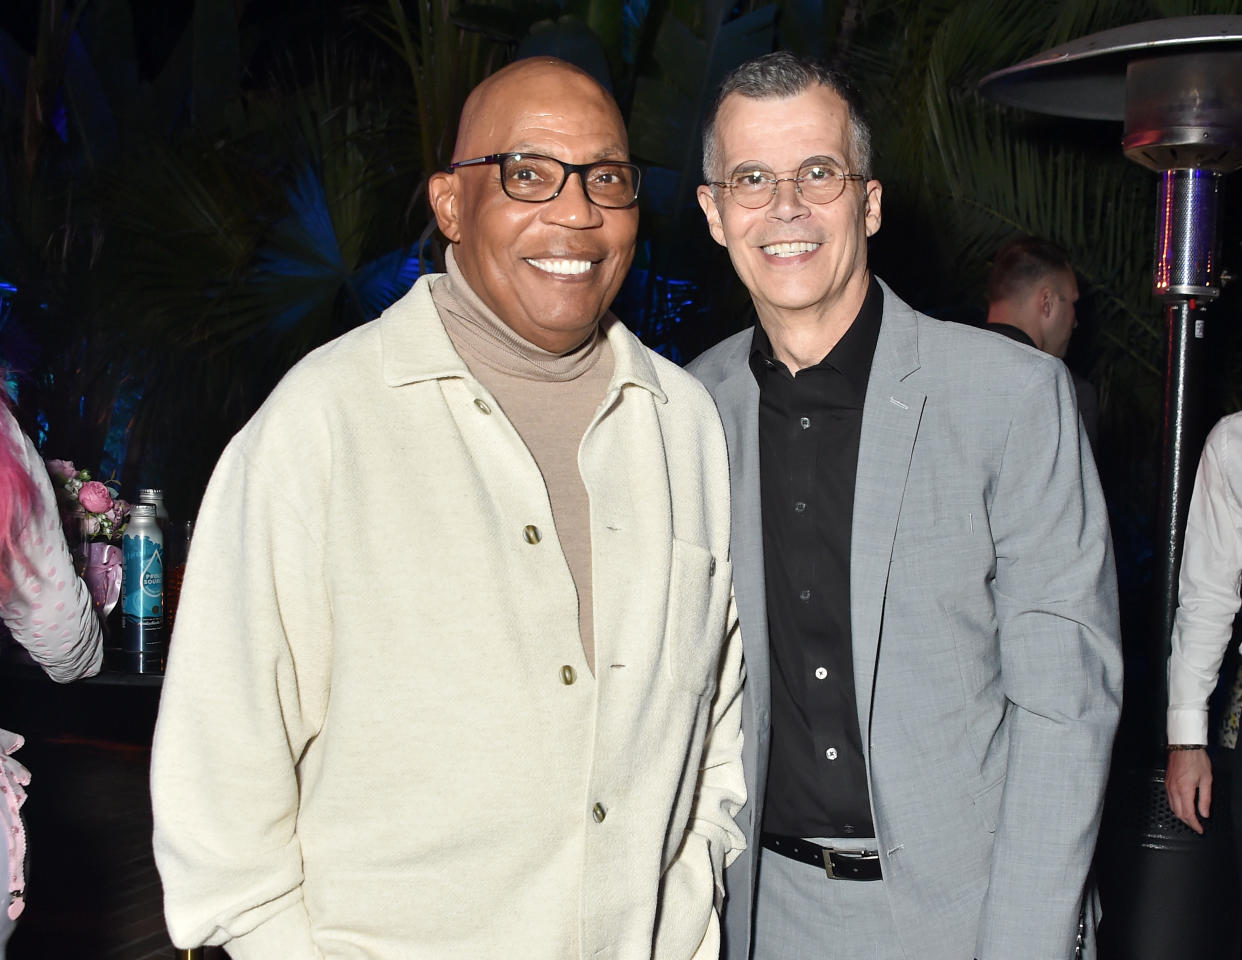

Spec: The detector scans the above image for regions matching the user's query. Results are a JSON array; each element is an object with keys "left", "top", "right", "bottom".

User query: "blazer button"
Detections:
[
  {"left": 523, "top": 525, "right": 541, "bottom": 544},
  {"left": 592, "top": 802, "right": 607, "bottom": 823},
  {"left": 708, "top": 558, "right": 717, "bottom": 576},
  {"left": 473, "top": 398, "right": 491, "bottom": 415},
  {"left": 561, "top": 665, "right": 576, "bottom": 685}
]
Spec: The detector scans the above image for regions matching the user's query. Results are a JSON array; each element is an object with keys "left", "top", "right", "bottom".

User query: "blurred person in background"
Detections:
[
  {"left": 985, "top": 236, "right": 1098, "bottom": 453},
  {"left": 0, "top": 396, "right": 104, "bottom": 956}
]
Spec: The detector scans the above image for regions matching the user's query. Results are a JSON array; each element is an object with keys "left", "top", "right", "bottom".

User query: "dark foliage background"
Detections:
[{"left": 1, "top": 0, "right": 1240, "bottom": 660}]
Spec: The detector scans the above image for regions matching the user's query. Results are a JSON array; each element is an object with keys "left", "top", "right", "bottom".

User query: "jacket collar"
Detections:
[
  {"left": 850, "top": 276, "right": 926, "bottom": 747},
  {"left": 871, "top": 276, "right": 923, "bottom": 384},
  {"left": 380, "top": 274, "right": 666, "bottom": 403}
]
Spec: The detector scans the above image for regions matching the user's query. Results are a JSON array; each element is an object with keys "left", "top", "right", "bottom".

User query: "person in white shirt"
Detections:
[{"left": 1166, "top": 411, "right": 1242, "bottom": 842}]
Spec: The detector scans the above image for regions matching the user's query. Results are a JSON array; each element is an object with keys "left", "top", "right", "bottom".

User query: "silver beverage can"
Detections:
[
  {"left": 137, "top": 487, "right": 170, "bottom": 540},
  {"left": 119, "top": 502, "right": 165, "bottom": 673}
]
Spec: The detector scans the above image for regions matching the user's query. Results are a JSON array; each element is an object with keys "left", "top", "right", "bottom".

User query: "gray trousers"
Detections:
[{"left": 752, "top": 847, "right": 909, "bottom": 960}]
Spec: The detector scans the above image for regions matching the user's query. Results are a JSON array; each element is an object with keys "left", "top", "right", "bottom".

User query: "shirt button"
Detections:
[
  {"left": 523, "top": 525, "right": 541, "bottom": 544},
  {"left": 814, "top": 666, "right": 828, "bottom": 679},
  {"left": 794, "top": 501, "right": 807, "bottom": 513},
  {"left": 799, "top": 417, "right": 811, "bottom": 429},
  {"left": 473, "top": 398, "right": 491, "bottom": 415},
  {"left": 799, "top": 589, "right": 811, "bottom": 601},
  {"left": 561, "top": 665, "right": 576, "bottom": 685},
  {"left": 592, "top": 802, "right": 607, "bottom": 823},
  {"left": 825, "top": 747, "right": 839, "bottom": 761}
]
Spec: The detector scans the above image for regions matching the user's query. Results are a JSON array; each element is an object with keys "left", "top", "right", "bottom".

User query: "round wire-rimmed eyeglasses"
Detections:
[
  {"left": 709, "top": 160, "right": 865, "bottom": 209},
  {"left": 447, "top": 153, "right": 642, "bottom": 209}
]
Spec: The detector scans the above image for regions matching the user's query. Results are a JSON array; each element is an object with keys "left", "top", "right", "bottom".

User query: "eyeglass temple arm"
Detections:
[{"left": 445, "top": 155, "right": 502, "bottom": 172}]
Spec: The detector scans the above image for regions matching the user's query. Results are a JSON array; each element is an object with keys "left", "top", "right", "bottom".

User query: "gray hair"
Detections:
[{"left": 702, "top": 51, "right": 873, "bottom": 183}]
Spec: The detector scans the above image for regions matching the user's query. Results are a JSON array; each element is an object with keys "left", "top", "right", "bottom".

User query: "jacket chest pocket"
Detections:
[{"left": 663, "top": 538, "right": 731, "bottom": 696}]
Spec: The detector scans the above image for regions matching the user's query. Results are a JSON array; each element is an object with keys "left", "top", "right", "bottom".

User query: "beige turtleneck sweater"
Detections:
[{"left": 431, "top": 249, "right": 613, "bottom": 673}]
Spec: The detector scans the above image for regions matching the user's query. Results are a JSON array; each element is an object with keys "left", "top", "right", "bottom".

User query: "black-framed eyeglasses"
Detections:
[
  {"left": 447, "top": 153, "right": 641, "bottom": 209},
  {"left": 709, "top": 159, "right": 865, "bottom": 209}
]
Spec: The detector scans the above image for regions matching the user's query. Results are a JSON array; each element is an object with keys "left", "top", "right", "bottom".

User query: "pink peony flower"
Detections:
[
  {"left": 45, "top": 459, "right": 76, "bottom": 480},
  {"left": 77, "top": 480, "right": 114, "bottom": 514}
]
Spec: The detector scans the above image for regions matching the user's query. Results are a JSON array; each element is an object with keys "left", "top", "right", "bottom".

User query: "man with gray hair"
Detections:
[{"left": 687, "top": 51, "right": 1122, "bottom": 960}]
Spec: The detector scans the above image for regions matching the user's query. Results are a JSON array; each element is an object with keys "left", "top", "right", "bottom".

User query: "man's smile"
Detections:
[
  {"left": 524, "top": 257, "right": 596, "bottom": 275},
  {"left": 761, "top": 241, "right": 821, "bottom": 258}
]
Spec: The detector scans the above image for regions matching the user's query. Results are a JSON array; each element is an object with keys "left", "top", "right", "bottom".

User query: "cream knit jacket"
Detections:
[{"left": 151, "top": 275, "right": 746, "bottom": 959}]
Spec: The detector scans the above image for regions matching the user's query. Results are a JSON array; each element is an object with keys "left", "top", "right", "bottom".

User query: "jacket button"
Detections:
[
  {"left": 708, "top": 558, "right": 717, "bottom": 576},
  {"left": 473, "top": 398, "right": 491, "bottom": 415},
  {"left": 561, "top": 665, "right": 576, "bottom": 685},
  {"left": 523, "top": 525, "right": 541, "bottom": 544},
  {"left": 592, "top": 802, "right": 607, "bottom": 823}
]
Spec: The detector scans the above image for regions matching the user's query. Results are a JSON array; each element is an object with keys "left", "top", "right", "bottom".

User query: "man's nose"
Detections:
[
  {"left": 768, "top": 177, "right": 809, "bottom": 219},
  {"left": 544, "top": 172, "right": 603, "bottom": 227}
]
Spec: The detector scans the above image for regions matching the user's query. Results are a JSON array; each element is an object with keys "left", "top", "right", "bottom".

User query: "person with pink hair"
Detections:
[{"left": 0, "top": 398, "right": 102, "bottom": 955}]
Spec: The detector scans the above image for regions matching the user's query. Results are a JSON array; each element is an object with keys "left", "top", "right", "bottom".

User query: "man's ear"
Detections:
[
  {"left": 428, "top": 171, "right": 462, "bottom": 243},
  {"left": 696, "top": 185, "right": 727, "bottom": 248},
  {"left": 864, "top": 180, "right": 882, "bottom": 238}
]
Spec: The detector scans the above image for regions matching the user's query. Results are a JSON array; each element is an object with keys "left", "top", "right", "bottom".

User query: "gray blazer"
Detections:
[{"left": 687, "top": 279, "right": 1122, "bottom": 960}]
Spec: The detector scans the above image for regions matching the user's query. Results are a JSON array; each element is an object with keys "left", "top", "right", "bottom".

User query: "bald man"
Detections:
[{"left": 151, "top": 58, "right": 745, "bottom": 960}]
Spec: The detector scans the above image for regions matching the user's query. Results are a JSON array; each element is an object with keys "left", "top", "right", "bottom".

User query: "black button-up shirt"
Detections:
[{"left": 750, "top": 276, "right": 882, "bottom": 839}]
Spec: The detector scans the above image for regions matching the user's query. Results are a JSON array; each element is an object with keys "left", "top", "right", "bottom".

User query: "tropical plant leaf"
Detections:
[
  {"left": 516, "top": 15, "right": 614, "bottom": 90},
  {"left": 190, "top": 0, "right": 242, "bottom": 136}
]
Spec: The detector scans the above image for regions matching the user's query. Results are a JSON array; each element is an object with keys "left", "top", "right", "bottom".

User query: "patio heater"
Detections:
[{"left": 980, "top": 17, "right": 1242, "bottom": 959}]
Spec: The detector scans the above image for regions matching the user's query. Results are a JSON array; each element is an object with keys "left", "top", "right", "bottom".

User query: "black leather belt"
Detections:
[{"left": 760, "top": 832, "right": 882, "bottom": 881}]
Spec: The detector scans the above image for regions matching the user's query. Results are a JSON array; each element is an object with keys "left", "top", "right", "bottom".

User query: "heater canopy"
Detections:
[{"left": 979, "top": 16, "right": 1242, "bottom": 172}]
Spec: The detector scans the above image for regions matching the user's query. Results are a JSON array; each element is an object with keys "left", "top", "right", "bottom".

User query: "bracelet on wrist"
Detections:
[{"left": 1167, "top": 743, "right": 1208, "bottom": 751}]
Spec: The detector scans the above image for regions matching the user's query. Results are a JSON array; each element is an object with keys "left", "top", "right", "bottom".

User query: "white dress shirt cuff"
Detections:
[{"left": 1167, "top": 708, "right": 1209, "bottom": 746}]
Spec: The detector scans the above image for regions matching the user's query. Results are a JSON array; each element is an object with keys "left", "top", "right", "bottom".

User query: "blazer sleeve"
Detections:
[
  {"left": 976, "top": 358, "right": 1122, "bottom": 960},
  {"left": 150, "top": 432, "right": 329, "bottom": 958}
]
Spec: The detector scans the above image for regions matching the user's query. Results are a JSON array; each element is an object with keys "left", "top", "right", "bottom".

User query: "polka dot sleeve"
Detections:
[{"left": 0, "top": 410, "right": 103, "bottom": 683}]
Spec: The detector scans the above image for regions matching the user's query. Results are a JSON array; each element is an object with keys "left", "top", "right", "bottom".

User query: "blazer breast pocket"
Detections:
[
  {"left": 890, "top": 515, "right": 994, "bottom": 585},
  {"left": 663, "top": 538, "right": 731, "bottom": 696}
]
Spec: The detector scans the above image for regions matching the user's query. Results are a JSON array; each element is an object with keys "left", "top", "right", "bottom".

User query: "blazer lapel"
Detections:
[
  {"left": 713, "top": 356, "right": 771, "bottom": 710},
  {"left": 851, "top": 285, "right": 925, "bottom": 746}
]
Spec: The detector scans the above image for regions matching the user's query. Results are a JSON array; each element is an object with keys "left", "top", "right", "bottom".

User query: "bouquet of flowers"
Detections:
[
  {"left": 45, "top": 460, "right": 130, "bottom": 541},
  {"left": 44, "top": 460, "right": 129, "bottom": 621}
]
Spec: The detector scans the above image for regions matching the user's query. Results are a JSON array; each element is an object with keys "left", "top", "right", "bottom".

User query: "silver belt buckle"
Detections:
[{"left": 821, "top": 846, "right": 876, "bottom": 879}]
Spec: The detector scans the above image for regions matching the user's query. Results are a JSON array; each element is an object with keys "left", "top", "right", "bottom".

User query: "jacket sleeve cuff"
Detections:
[
  {"left": 1167, "top": 708, "right": 1209, "bottom": 745},
  {"left": 221, "top": 896, "right": 318, "bottom": 960}
]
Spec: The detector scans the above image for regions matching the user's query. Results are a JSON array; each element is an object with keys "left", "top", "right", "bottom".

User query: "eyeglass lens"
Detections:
[
  {"left": 501, "top": 154, "right": 638, "bottom": 208},
  {"left": 727, "top": 161, "right": 851, "bottom": 208}
]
